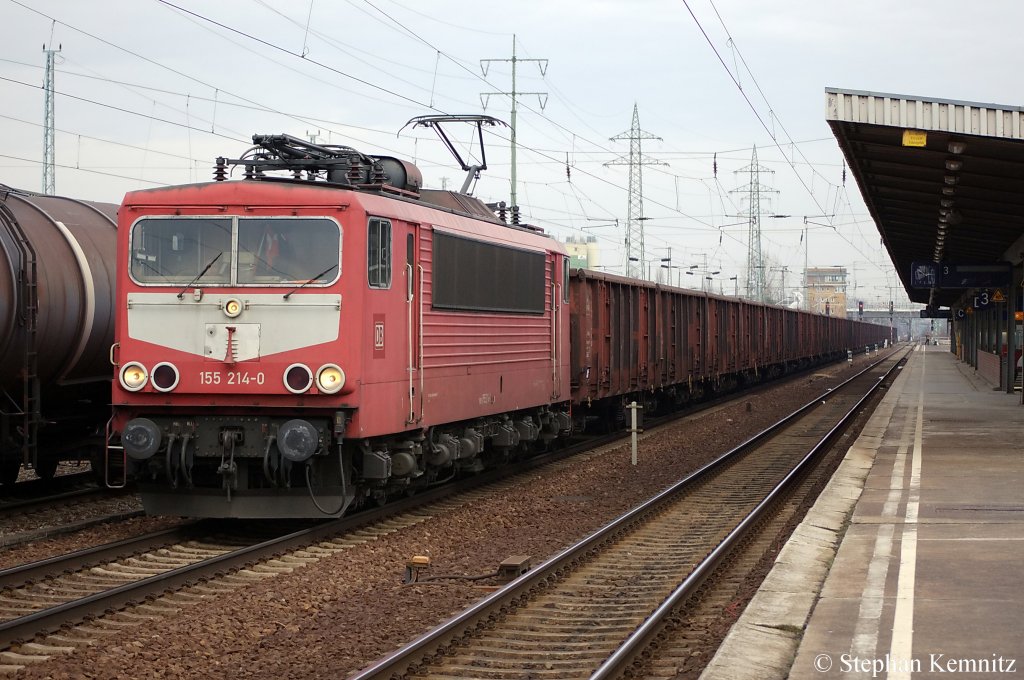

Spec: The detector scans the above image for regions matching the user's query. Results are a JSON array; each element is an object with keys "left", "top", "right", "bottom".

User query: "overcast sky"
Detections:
[{"left": 3, "top": 0, "right": 1022, "bottom": 307}]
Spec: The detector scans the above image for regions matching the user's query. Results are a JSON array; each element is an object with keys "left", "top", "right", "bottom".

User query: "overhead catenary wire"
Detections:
[
  {"left": 677, "top": 0, "right": 896, "bottom": 282},
  {"left": 678, "top": 0, "right": 833, "bottom": 223},
  {"left": 0, "top": 153, "right": 168, "bottom": 185},
  {"left": 6, "top": 0, "right": 449, "bottom": 163},
  {"left": 2, "top": 0, "right": 898, "bottom": 298},
  {"left": 5, "top": 0, "right": 736, "bottom": 251}
]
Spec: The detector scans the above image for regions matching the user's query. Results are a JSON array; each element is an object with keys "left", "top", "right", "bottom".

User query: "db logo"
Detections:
[{"left": 374, "top": 322, "right": 385, "bottom": 349}]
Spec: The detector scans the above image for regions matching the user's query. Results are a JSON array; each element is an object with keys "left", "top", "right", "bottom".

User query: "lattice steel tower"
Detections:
[
  {"left": 42, "top": 43, "right": 61, "bottom": 195},
  {"left": 606, "top": 104, "right": 665, "bottom": 279},
  {"left": 731, "top": 146, "right": 776, "bottom": 301}
]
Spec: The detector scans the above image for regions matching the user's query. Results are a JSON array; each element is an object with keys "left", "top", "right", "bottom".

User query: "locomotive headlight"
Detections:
[
  {"left": 316, "top": 364, "right": 345, "bottom": 394},
  {"left": 120, "top": 362, "right": 149, "bottom": 392},
  {"left": 151, "top": 362, "right": 180, "bottom": 392},
  {"left": 223, "top": 298, "right": 243, "bottom": 318},
  {"left": 283, "top": 363, "right": 313, "bottom": 394}
]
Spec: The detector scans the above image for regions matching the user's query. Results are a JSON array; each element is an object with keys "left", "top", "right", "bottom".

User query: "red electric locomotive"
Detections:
[{"left": 109, "top": 127, "right": 573, "bottom": 518}]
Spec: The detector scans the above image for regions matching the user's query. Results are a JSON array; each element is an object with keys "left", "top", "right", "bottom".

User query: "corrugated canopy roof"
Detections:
[{"left": 826, "top": 88, "right": 1024, "bottom": 307}]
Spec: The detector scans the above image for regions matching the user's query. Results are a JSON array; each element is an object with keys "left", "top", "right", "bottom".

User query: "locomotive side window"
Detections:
[
  {"left": 130, "top": 218, "right": 232, "bottom": 285},
  {"left": 237, "top": 218, "right": 340, "bottom": 285},
  {"left": 562, "top": 257, "right": 570, "bottom": 303},
  {"left": 368, "top": 217, "right": 392, "bottom": 289}
]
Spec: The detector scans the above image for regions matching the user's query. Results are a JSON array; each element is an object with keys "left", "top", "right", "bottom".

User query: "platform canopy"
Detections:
[{"left": 826, "top": 88, "right": 1024, "bottom": 307}]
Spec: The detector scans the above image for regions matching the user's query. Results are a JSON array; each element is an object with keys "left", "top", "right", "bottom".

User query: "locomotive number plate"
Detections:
[{"left": 199, "top": 370, "right": 266, "bottom": 386}]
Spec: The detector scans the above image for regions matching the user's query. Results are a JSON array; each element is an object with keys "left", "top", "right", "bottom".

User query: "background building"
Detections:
[
  {"left": 563, "top": 235, "right": 600, "bottom": 269},
  {"left": 805, "top": 266, "right": 847, "bottom": 317}
]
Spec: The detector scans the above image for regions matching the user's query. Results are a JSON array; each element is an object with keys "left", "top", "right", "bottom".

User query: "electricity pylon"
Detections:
[{"left": 606, "top": 104, "right": 665, "bottom": 279}]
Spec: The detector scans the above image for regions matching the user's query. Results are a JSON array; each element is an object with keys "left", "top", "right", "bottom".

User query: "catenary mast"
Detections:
[
  {"left": 42, "top": 43, "right": 61, "bottom": 195},
  {"left": 480, "top": 35, "right": 547, "bottom": 211}
]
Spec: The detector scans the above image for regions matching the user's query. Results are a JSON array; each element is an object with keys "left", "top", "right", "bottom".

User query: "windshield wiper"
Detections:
[
  {"left": 283, "top": 264, "right": 338, "bottom": 300},
  {"left": 176, "top": 252, "right": 223, "bottom": 299}
]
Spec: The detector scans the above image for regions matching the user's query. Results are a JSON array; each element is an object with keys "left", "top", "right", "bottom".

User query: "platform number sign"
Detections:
[{"left": 973, "top": 291, "right": 991, "bottom": 309}]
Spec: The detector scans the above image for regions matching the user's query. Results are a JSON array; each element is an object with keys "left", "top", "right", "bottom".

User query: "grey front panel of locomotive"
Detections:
[{"left": 126, "top": 293, "right": 341, "bottom": 359}]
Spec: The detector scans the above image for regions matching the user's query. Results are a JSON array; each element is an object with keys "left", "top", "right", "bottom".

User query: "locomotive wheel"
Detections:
[
  {"left": 0, "top": 459, "right": 21, "bottom": 486},
  {"left": 33, "top": 455, "right": 59, "bottom": 483},
  {"left": 88, "top": 446, "right": 109, "bottom": 485}
]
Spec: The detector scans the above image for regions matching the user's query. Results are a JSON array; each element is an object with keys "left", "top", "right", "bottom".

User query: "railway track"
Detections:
[
  {"left": 0, "top": 352, "right": 896, "bottom": 674},
  {"left": 0, "top": 484, "right": 142, "bottom": 550},
  {"left": 0, "top": 405, "right": 753, "bottom": 669},
  {"left": 350, "top": 350, "right": 908, "bottom": 679},
  {"left": 0, "top": 472, "right": 97, "bottom": 507},
  {"left": 0, "top": 522, "right": 269, "bottom": 649},
  {"left": 0, "top": 452, "right": 598, "bottom": 668},
  {"left": 0, "top": 481, "right": 522, "bottom": 672}
]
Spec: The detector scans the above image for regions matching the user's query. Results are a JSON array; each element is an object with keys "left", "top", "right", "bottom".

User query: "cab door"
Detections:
[{"left": 404, "top": 225, "right": 423, "bottom": 424}]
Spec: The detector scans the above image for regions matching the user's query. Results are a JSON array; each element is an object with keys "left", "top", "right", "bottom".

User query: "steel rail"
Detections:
[
  {"left": 350, "top": 350, "right": 905, "bottom": 680},
  {"left": 590, "top": 350, "right": 908, "bottom": 679},
  {"left": 349, "top": 349, "right": 908, "bottom": 680},
  {"left": 0, "top": 525, "right": 196, "bottom": 588},
  {"left": 0, "top": 483, "right": 132, "bottom": 518},
  {"left": 0, "top": 424, "right": 638, "bottom": 651},
  {"left": 0, "top": 471, "right": 96, "bottom": 503},
  {"left": 0, "top": 521, "right": 344, "bottom": 649},
  {"left": 0, "top": 485, "right": 98, "bottom": 513}
]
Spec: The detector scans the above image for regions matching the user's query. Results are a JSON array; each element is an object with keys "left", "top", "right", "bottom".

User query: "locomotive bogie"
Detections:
[
  {"left": 357, "top": 406, "right": 572, "bottom": 486},
  {"left": 125, "top": 406, "right": 359, "bottom": 518},
  {"left": 126, "top": 402, "right": 575, "bottom": 518}
]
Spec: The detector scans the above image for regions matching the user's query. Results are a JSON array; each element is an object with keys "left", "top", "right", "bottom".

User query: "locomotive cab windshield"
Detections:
[{"left": 130, "top": 216, "right": 341, "bottom": 286}]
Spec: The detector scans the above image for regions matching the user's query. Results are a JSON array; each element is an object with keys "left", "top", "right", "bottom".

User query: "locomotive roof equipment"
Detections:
[{"left": 400, "top": 114, "right": 508, "bottom": 195}]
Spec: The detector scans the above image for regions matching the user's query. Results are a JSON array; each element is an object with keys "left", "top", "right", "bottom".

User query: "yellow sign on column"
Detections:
[
  {"left": 902, "top": 130, "right": 927, "bottom": 147},
  {"left": 991, "top": 289, "right": 1006, "bottom": 302}
]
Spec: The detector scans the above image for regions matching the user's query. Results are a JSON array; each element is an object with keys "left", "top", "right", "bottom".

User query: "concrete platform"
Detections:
[{"left": 702, "top": 345, "right": 1024, "bottom": 680}]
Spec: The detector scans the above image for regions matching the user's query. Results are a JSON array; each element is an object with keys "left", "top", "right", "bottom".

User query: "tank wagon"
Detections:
[
  {"left": 107, "top": 123, "right": 890, "bottom": 518},
  {"left": 0, "top": 185, "right": 117, "bottom": 483}
]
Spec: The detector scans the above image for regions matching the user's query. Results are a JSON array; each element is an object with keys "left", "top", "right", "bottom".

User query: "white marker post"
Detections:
[{"left": 627, "top": 401, "right": 642, "bottom": 465}]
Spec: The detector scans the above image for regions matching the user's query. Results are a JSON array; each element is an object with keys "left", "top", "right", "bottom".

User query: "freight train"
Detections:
[
  {"left": 0, "top": 186, "right": 117, "bottom": 485},
  {"left": 107, "top": 123, "right": 890, "bottom": 518}
]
